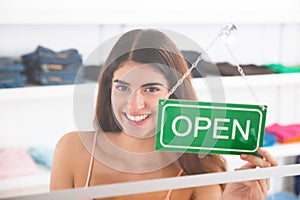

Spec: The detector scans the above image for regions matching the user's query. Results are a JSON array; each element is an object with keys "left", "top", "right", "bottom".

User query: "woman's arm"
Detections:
[{"left": 50, "top": 132, "right": 76, "bottom": 190}]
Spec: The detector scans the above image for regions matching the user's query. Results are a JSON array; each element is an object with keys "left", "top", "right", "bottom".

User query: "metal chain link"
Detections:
[{"left": 163, "top": 54, "right": 203, "bottom": 100}]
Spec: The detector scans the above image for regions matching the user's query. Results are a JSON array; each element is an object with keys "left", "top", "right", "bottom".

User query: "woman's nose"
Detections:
[{"left": 127, "top": 89, "right": 145, "bottom": 111}]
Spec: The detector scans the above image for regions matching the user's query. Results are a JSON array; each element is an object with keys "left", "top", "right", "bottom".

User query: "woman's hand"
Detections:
[{"left": 221, "top": 148, "right": 278, "bottom": 200}]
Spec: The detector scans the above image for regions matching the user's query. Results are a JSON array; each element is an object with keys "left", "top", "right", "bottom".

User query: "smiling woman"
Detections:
[{"left": 50, "top": 29, "right": 278, "bottom": 200}]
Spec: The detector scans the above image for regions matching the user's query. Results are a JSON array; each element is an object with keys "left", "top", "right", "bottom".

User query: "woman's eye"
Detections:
[
  {"left": 116, "top": 85, "right": 128, "bottom": 91},
  {"left": 145, "top": 87, "right": 160, "bottom": 92}
]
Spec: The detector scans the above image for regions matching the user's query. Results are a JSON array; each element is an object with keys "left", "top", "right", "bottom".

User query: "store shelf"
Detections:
[
  {"left": 265, "top": 142, "right": 300, "bottom": 158},
  {"left": 225, "top": 142, "right": 300, "bottom": 160},
  {"left": 0, "top": 171, "right": 50, "bottom": 198},
  {"left": 0, "top": 73, "right": 299, "bottom": 101},
  {"left": 192, "top": 73, "right": 300, "bottom": 90},
  {"left": 0, "top": 84, "right": 74, "bottom": 101},
  {"left": 0, "top": 82, "right": 97, "bottom": 101},
  {"left": 221, "top": 142, "right": 300, "bottom": 172}
]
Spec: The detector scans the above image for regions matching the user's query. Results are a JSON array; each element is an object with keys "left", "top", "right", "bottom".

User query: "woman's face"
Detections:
[{"left": 111, "top": 61, "right": 169, "bottom": 138}]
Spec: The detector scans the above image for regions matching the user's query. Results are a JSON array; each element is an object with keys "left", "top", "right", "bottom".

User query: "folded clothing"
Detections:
[
  {"left": 265, "top": 192, "right": 299, "bottom": 200},
  {"left": 266, "top": 63, "right": 300, "bottom": 73},
  {"left": 265, "top": 123, "right": 300, "bottom": 144},
  {"left": 180, "top": 51, "right": 276, "bottom": 77},
  {"left": 0, "top": 57, "right": 25, "bottom": 72},
  {"left": 263, "top": 132, "right": 276, "bottom": 147},
  {"left": 0, "top": 148, "right": 38, "bottom": 178},
  {"left": 28, "top": 147, "right": 54, "bottom": 169},
  {"left": 22, "top": 46, "right": 82, "bottom": 67},
  {"left": 181, "top": 51, "right": 224, "bottom": 78},
  {"left": 217, "top": 62, "right": 275, "bottom": 76},
  {"left": 0, "top": 57, "right": 27, "bottom": 88},
  {"left": 0, "top": 75, "right": 27, "bottom": 88},
  {"left": 34, "top": 71, "right": 84, "bottom": 85},
  {"left": 21, "top": 46, "right": 83, "bottom": 85}
]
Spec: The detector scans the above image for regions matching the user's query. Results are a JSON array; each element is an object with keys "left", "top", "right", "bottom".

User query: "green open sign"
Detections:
[{"left": 155, "top": 99, "right": 267, "bottom": 155}]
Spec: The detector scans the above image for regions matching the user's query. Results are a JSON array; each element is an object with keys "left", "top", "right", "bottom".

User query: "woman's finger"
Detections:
[
  {"left": 240, "top": 154, "right": 271, "bottom": 168},
  {"left": 240, "top": 148, "right": 278, "bottom": 168},
  {"left": 257, "top": 148, "right": 278, "bottom": 166},
  {"left": 237, "top": 161, "right": 256, "bottom": 170}
]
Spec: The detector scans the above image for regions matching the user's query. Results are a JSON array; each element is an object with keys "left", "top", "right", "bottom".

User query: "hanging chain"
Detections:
[
  {"left": 223, "top": 43, "right": 265, "bottom": 110},
  {"left": 163, "top": 54, "right": 203, "bottom": 100},
  {"left": 162, "top": 23, "right": 265, "bottom": 111},
  {"left": 162, "top": 29, "right": 223, "bottom": 102}
]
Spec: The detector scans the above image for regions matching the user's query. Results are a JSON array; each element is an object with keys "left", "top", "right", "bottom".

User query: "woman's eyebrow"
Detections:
[
  {"left": 113, "top": 79, "right": 167, "bottom": 88},
  {"left": 113, "top": 79, "right": 130, "bottom": 85},
  {"left": 141, "top": 82, "right": 165, "bottom": 87}
]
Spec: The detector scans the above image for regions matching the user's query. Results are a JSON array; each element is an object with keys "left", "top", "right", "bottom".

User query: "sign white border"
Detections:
[{"left": 159, "top": 104, "right": 263, "bottom": 153}]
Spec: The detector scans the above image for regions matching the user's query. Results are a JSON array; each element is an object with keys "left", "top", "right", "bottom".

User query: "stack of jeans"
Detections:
[
  {"left": 22, "top": 46, "right": 84, "bottom": 85},
  {"left": 0, "top": 57, "right": 27, "bottom": 88}
]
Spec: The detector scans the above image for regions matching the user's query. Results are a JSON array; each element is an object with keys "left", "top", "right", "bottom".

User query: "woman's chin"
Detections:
[{"left": 123, "top": 127, "right": 156, "bottom": 139}]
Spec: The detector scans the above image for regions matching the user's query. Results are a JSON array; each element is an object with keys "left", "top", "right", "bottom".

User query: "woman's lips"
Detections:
[
  {"left": 125, "top": 113, "right": 149, "bottom": 122},
  {"left": 124, "top": 113, "right": 151, "bottom": 126}
]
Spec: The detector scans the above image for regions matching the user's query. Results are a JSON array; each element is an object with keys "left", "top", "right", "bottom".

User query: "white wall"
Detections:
[{"left": 0, "top": 23, "right": 300, "bottom": 65}]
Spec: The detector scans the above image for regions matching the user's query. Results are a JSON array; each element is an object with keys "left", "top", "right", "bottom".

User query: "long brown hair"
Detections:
[{"left": 94, "top": 29, "right": 227, "bottom": 177}]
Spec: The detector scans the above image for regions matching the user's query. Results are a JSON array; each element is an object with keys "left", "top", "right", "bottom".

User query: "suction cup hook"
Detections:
[{"left": 220, "top": 23, "right": 238, "bottom": 43}]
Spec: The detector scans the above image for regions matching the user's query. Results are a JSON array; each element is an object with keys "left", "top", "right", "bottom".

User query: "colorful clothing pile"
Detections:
[{"left": 265, "top": 123, "right": 300, "bottom": 144}]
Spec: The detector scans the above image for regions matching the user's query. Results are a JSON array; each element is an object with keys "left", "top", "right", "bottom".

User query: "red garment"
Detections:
[{"left": 265, "top": 123, "right": 300, "bottom": 144}]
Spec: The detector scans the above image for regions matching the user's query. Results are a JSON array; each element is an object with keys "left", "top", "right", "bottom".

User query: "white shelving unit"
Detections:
[{"left": 0, "top": 1, "right": 300, "bottom": 198}]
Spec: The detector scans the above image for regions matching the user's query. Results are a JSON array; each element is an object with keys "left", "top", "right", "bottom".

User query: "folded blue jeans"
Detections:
[
  {"left": 34, "top": 71, "right": 84, "bottom": 85},
  {"left": 0, "top": 57, "right": 25, "bottom": 72},
  {"left": 22, "top": 46, "right": 82, "bottom": 66},
  {"left": 0, "top": 75, "right": 26, "bottom": 88}
]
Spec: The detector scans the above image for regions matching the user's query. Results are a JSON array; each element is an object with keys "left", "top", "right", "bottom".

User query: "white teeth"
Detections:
[{"left": 126, "top": 113, "right": 149, "bottom": 122}]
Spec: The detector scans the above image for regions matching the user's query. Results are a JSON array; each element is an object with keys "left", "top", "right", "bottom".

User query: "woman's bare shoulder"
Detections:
[
  {"left": 56, "top": 131, "right": 93, "bottom": 146},
  {"left": 51, "top": 131, "right": 93, "bottom": 190},
  {"left": 54, "top": 131, "right": 95, "bottom": 157}
]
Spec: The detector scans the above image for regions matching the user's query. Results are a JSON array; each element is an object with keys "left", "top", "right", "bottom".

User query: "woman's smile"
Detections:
[
  {"left": 123, "top": 112, "right": 152, "bottom": 127},
  {"left": 125, "top": 113, "right": 150, "bottom": 122}
]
